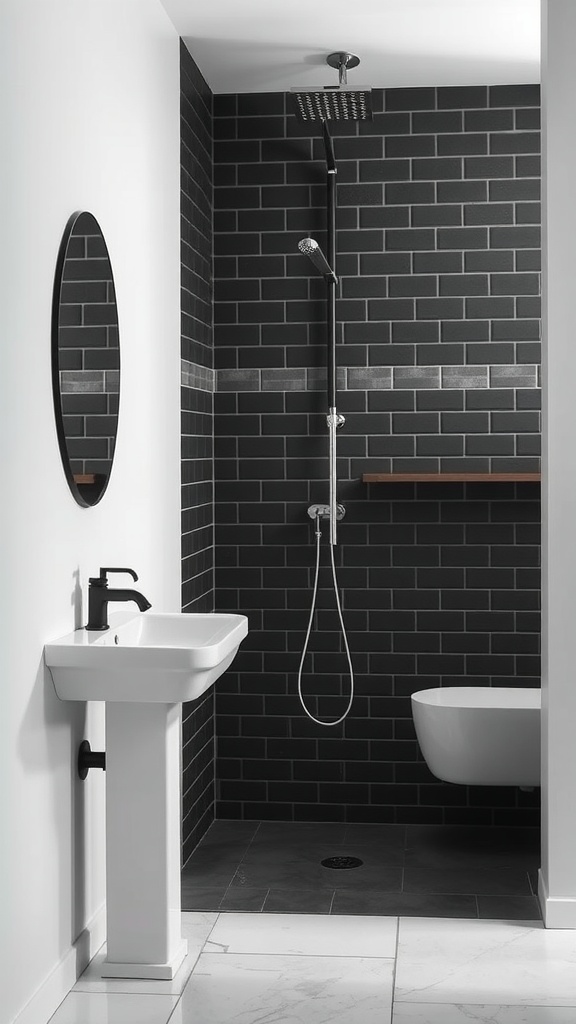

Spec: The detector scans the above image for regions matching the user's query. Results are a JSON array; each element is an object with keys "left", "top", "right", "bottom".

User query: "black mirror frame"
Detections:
[{"left": 51, "top": 211, "right": 120, "bottom": 508}]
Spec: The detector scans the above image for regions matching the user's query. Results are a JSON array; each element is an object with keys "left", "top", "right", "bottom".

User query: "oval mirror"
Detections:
[{"left": 51, "top": 211, "right": 120, "bottom": 507}]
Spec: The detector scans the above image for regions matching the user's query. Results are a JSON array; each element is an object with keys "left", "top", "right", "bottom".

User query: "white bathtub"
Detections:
[{"left": 411, "top": 686, "right": 541, "bottom": 787}]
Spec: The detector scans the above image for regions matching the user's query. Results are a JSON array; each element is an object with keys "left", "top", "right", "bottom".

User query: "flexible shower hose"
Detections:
[{"left": 297, "top": 513, "right": 354, "bottom": 726}]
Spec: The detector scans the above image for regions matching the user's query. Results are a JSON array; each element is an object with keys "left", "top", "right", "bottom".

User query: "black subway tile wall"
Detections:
[
  {"left": 213, "top": 85, "right": 541, "bottom": 827},
  {"left": 180, "top": 43, "right": 215, "bottom": 862}
]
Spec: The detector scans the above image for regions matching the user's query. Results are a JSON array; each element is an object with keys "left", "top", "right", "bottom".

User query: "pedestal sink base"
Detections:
[
  {"left": 102, "top": 940, "right": 188, "bottom": 980},
  {"left": 44, "top": 610, "right": 249, "bottom": 979},
  {"left": 105, "top": 702, "right": 185, "bottom": 979}
]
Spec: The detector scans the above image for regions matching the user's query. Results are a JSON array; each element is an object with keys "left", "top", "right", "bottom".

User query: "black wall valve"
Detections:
[{"left": 78, "top": 740, "right": 106, "bottom": 780}]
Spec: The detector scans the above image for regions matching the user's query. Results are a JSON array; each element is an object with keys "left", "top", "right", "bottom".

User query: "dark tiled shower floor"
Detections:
[{"left": 182, "top": 820, "right": 542, "bottom": 920}]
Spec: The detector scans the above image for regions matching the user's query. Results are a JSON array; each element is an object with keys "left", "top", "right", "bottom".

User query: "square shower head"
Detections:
[{"left": 290, "top": 86, "right": 373, "bottom": 122}]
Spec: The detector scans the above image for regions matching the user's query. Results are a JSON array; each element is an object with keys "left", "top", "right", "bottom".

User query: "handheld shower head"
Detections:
[
  {"left": 298, "top": 238, "right": 338, "bottom": 284},
  {"left": 291, "top": 52, "right": 373, "bottom": 123}
]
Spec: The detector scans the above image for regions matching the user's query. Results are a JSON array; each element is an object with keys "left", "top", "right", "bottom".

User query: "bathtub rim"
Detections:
[{"left": 411, "top": 685, "right": 541, "bottom": 710}]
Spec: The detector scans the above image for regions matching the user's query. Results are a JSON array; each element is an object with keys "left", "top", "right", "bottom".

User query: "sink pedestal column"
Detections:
[{"left": 103, "top": 702, "right": 187, "bottom": 979}]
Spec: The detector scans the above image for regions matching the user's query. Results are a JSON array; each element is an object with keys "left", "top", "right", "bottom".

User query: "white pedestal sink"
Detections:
[{"left": 45, "top": 610, "right": 248, "bottom": 979}]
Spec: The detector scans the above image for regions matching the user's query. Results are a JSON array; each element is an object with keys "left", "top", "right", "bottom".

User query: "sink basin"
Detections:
[{"left": 45, "top": 610, "right": 248, "bottom": 703}]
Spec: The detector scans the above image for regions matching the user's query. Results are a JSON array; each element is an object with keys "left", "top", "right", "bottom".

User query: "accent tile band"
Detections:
[
  {"left": 181, "top": 359, "right": 215, "bottom": 392},
  {"left": 217, "top": 364, "right": 539, "bottom": 392}
]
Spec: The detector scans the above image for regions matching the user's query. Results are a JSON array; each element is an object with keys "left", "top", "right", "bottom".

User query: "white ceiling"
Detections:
[{"left": 160, "top": 0, "right": 541, "bottom": 95}]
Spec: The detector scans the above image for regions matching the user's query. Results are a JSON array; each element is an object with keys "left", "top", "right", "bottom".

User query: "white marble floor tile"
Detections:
[
  {"left": 395, "top": 918, "right": 576, "bottom": 1006},
  {"left": 47, "top": 991, "right": 178, "bottom": 1024},
  {"left": 204, "top": 911, "right": 398, "bottom": 958},
  {"left": 172, "top": 952, "right": 394, "bottom": 1024},
  {"left": 73, "top": 912, "right": 218, "bottom": 995},
  {"left": 392, "top": 1004, "right": 576, "bottom": 1023}
]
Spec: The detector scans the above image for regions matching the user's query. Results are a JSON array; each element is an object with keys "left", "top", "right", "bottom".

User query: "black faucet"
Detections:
[{"left": 85, "top": 567, "right": 152, "bottom": 630}]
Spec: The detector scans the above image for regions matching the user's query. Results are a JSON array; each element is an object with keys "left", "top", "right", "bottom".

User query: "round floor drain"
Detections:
[{"left": 321, "top": 856, "right": 363, "bottom": 870}]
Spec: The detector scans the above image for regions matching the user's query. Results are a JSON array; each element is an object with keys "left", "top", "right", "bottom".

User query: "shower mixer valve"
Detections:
[{"left": 307, "top": 503, "right": 346, "bottom": 521}]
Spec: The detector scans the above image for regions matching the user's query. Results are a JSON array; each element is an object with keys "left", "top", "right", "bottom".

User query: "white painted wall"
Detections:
[
  {"left": 0, "top": 2, "right": 181, "bottom": 1020},
  {"left": 161, "top": 0, "right": 540, "bottom": 94},
  {"left": 540, "top": 0, "right": 576, "bottom": 927}
]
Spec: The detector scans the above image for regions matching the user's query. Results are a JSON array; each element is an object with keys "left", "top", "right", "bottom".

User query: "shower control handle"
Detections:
[{"left": 307, "top": 503, "right": 345, "bottom": 521}]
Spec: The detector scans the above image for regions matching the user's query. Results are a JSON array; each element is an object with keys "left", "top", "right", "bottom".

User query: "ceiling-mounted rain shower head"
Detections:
[{"left": 290, "top": 52, "right": 373, "bottom": 122}]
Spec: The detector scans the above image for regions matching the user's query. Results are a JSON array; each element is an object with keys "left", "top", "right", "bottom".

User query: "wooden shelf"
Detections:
[{"left": 362, "top": 472, "right": 541, "bottom": 483}]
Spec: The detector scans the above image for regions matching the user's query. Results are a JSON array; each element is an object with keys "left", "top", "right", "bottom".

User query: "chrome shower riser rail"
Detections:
[
  {"left": 326, "top": 127, "right": 337, "bottom": 411},
  {"left": 327, "top": 408, "right": 345, "bottom": 546}
]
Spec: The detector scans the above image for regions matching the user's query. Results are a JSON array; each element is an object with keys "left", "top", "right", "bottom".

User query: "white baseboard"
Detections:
[
  {"left": 10, "top": 905, "right": 106, "bottom": 1024},
  {"left": 538, "top": 869, "right": 576, "bottom": 928}
]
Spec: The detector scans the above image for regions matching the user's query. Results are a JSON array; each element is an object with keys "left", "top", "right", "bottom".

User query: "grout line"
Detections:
[
  {"left": 163, "top": 924, "right": 220, "bottom": 1016},
  {"left": 258, "top": 887, "right": 271, "bottom": 913},
  {"left": 389, "top": 916, "right": 401, "bottom": 1024}
]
